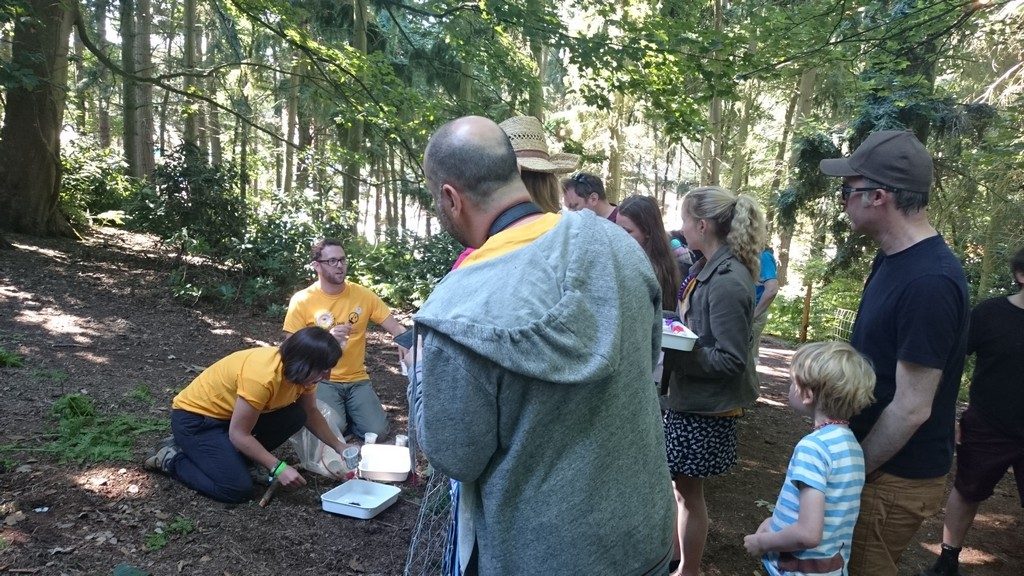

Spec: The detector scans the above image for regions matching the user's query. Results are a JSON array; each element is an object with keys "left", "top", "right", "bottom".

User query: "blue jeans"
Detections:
[
  {"left": 315, "top": 379, "right": 389, "bottom": 440},
  {"left": 168, "top": 404, "right": 305, "bottom": 503}
]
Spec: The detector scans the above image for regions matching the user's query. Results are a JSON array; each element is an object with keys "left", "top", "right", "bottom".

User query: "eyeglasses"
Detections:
[
  {"left": 839, "top": 185, "right": 879, "bottom": 202},
  {"left": 315, "top": 257, "right": 347, "bottom": 268}
]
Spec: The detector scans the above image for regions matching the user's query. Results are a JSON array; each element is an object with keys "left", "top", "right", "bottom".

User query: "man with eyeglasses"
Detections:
[
  {"left": 283, "top": 238, "right": 406, "bottom": 441},
  {"left": 819, "top": 130, "right": 969, "bottom": 576},
  {"left": 561, "top": 171, "right": 618, "bottom": 221}
]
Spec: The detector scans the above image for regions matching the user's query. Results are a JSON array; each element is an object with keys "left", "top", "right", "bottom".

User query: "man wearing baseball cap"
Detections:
[{"left": 819, "top": 130, "right": 969, "bottom": 576}]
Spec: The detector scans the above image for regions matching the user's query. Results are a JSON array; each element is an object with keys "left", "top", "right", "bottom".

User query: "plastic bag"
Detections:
[{"left": 288, "top": 400, "right": 352, "bottom": 479}]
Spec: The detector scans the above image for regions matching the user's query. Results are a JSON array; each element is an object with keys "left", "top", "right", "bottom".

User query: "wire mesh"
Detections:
[
  {"left": 403, "top": 468, "right": 454, "bottom": 576},
  {"left": 832, "top": 308, "right": 857, "bottom": 342}
]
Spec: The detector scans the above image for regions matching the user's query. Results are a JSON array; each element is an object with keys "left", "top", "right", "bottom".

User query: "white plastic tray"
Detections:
[
  {"left": 321, "top": 479, "right": 401, "bottom": 519},
  {"left": 662, "top": 325, "right": 698, "bottom": 351},
  {"left": 358, "top": 444, "right": 411, "bottom": 482}
]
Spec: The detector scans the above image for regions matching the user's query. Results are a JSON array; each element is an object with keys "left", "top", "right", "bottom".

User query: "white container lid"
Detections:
[
  {"left": 662, "top": 324, "right": 698, "bottom": 351},
  {"left": 358, "top": 444, "right": 411, "bottom": 482}
]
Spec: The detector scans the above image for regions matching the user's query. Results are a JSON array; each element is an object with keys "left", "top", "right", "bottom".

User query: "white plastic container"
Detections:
[
  {"left": 321, "top": 479, "right": 401, "bottom": 519},
  {"left": 661, "top": 324, "right": 698, "bottom": 351},
  {"left": 358, "top": 444, "right": 411, "bottom": 482}
]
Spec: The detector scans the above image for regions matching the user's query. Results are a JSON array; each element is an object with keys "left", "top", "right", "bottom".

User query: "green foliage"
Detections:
[
  {"left": 0, "top": 347, "right": 23, "bottom": 368},
  {"left": 49, "top": 394, "right": 168, "bottom": 463},
  {"left": 29, "top": 368, "right": 68, "bottom": 384},
  {"left": 155, "top": 185, "right": 461, "bottom": 310},
  {"left": 127, "top": 384, "right": 154, "bottom": 405},
  {"left": 127, "top": 144, "right": 246, "bottom": 257},
  {"left": 766, "top": 276, "right": 864, "bottom": 343},
  {"left": 346, "top": 230, "right": 463, "bottom": 308},
  {"left": 60, "top": 138, "right": 138, "bottom": 227},
  {"left": 144, "top": 516, "right": 196, "bottom": 551}
]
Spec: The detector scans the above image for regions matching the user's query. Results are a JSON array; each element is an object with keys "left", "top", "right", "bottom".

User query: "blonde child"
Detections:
[{"left": 743, "top": 341, "right": 875, "bottom": 575}]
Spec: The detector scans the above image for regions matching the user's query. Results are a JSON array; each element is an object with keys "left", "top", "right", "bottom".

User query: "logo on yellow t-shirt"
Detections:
[{"left": 314, "top": 310, "right": 335, "bottom": 329}]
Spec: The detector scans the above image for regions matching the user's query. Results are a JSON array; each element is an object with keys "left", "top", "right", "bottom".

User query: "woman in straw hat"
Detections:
[{"left": 499, "top": 115, "right": 579, "bottom": 213}]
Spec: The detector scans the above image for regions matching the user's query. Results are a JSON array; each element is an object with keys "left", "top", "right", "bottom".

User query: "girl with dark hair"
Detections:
[
  {"left": 617, "top": 195, "right": 681, "bottom": 311},
  {"left": 143, "top": 327, "right": 352, "bottom": 503}
]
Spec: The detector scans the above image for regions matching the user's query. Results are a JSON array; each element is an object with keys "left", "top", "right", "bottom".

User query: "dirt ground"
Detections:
[{"left": 1, "top": 228, "right": 1020, "bottom": 575}]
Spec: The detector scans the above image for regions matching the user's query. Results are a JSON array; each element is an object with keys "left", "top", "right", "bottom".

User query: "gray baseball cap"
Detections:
[{"left": 819, "top": 130, "right": 933, "bottom": 195}]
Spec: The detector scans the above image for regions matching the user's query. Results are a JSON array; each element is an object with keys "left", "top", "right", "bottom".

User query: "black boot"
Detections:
[{"left": 918, "top": 543, "right": 964, "bottom": 576}]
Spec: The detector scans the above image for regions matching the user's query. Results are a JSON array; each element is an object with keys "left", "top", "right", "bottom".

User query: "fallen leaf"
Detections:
[
  {"left": 348, "top": 557, "right": 366, "bottom": 573},
  {"left": 48, "top": 546, "right": 75, "bottom": 555},
  {"left": 127, "top": 485, "right": 140, "bottom": 494},
  {"left": 177, "top": 560, "right": 189, "bottom": 573},
  {"left": 4, "top": 511, "right": 26, "bottom": 526},
  {"left": 15, "top": 465, "right": 33, "bottom": 473},
  {"left": 89, "top": 476, "right": 109, "bottom": 486}
]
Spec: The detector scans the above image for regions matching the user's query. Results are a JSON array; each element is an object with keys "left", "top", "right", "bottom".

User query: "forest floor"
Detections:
[{"left": 0, "top": 228, "right": 1020, "bottom": 576}]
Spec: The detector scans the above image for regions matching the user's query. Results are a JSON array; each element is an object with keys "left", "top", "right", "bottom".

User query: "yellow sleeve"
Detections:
[
  {"left": 283, "top": 291, "right": 309, "bottom": 333},
  {"left": 368, "top": 290, "right": 392, "bottom": 325},
  {"left": 235, "top": 362, "right": 274, "bottom": 411}
]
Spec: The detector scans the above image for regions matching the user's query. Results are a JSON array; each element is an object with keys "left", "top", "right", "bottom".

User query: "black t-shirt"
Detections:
[
  {"left": 966, "top": 296, "right": 1024, "bottom": 440},
  {"left": 849, "top": 235, "right": 969, "bottom": 479}
]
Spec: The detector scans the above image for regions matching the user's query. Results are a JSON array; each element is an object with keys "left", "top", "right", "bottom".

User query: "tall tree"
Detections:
[{"left": 0, "top": 0, "right": 75, "bottom": 236}]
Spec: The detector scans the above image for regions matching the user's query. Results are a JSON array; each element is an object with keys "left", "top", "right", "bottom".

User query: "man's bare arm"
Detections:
[{"left": 860, "top": 360, "right": 942, "bottom": 473}]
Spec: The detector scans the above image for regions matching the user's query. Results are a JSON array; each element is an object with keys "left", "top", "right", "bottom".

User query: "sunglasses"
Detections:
[
  {"left": 570, "top": 173, "right": 595, "bottom": 197},
  {"left": 839, "top": 185, "right": 878, "bottom": 202}
]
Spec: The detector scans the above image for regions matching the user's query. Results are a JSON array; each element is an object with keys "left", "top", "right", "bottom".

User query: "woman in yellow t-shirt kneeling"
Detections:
[{"left": 144, "top": 327, "right": 351, "bottom": 503}]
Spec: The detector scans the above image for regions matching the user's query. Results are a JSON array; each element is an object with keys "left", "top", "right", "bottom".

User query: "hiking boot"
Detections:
[
  {"left": 918, "top": 561, "right": 966, "bottom": 576},
  {"left": 143, "top": 444, "right": 179, "bottom": 473}
]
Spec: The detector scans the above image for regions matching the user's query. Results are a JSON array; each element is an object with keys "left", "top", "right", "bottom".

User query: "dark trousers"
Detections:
[{"left": 168, "top": 404, "right": 306, "bottom": 503}]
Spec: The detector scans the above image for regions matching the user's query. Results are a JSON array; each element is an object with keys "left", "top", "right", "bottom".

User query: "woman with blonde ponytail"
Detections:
[{"left": 662, "top": 186, "right": 767, "bottom": 576}]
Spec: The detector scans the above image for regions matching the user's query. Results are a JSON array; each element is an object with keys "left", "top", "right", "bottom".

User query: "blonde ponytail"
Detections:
[
  {"left": 728, "top": 194, "right": 767, "bottom": 279},
  {"left": 683, "top": 186, "right": 767, "bottom": 278}
]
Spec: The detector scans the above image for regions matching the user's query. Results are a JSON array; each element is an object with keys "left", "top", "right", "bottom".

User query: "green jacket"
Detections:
[{"left": 663, "top": 245, "right": 758, "bottom": 414}]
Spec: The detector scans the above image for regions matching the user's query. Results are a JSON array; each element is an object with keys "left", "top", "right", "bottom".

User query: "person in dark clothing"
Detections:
[
  {"left": 918, "top": 247, "right": 1024, "bottom": 576},
  {"left": 819, "top": 130, "right": 969, "bottom": 576}
]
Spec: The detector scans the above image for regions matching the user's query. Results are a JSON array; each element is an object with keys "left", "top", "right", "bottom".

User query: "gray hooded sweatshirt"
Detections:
[{"left": 411, "top": 210, "right": 675, "bottom": 575}]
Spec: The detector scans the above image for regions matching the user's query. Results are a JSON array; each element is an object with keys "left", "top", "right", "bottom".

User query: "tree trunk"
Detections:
[
  {"left": 135, "top": 0, "right": 155, "bottom": 178},
  {"left": 73, "top": 32, "right": 88, "bottom": 133},
  {"left": 0, "top": 0, "right": 75, "bottom": 236},
  {"left": 729, "top": 88, "right": 754, "bottom": 193},
  {"left": 182, "top": 0, "right": 198, "bottom": 145},
  {"left": 342, "top": 0, "right": 367, "bottom": 214},
  {"left": 121, "top": 0, "right": 140, "bottom": 176},
  {"left": 283, "top": 58, "right": 302, "bottom": 195},
  {"left": 526, "top": 0, "right": 546, "bottom": 121},
  {"left": 765, "top": 90, "right": 799, "bottom": 237},
  {"left": 93, "top": 0, "right": 111, "bottom": 148},
  {"left": 777, "top": 68, "right": 818, "bottom": 287}
]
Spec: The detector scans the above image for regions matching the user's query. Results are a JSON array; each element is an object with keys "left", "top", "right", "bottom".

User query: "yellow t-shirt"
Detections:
[
  {"left": 283, "top": 281, "right": 392, "bottom": 382},
  {"left": 459, "top": 213, "right": 561, "bottom": 268},
  {"left": 172, "top": 347, "right": 312, "bottom": 420}
]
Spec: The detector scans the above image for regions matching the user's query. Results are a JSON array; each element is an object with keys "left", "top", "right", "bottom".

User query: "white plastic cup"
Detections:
[
  {"left": 342, "top": 446, "right": 360, "bottom": 469},
  {"left": 363, "top": 432, "right": 377, "bottom": 444},
  {"left": 394, "top": 434, "right": 408, "bottom": 447}
]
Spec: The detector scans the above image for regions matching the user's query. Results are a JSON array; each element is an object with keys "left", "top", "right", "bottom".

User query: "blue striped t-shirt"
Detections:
[{"left": 763, "top": 424, "right": 865, "bottom": 576}]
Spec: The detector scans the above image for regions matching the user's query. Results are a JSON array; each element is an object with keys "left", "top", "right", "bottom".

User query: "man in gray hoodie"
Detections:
[{"left": 408, "top": 116, "right": 675, "bottom": 575}]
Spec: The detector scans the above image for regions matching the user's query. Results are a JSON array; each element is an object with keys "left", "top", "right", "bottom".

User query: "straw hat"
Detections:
[{"left": 499, "top": 116, "right": 580, "bottom": 174}]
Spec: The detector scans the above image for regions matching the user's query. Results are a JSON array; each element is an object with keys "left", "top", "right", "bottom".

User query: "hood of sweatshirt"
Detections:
[{"left": 415, "top": 209, "right": 662, "bottom": 385}]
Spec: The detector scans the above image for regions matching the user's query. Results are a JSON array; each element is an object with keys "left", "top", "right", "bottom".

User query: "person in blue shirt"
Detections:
[
  {"left": 749, "top": 248, "right": 779, "bottom": 378},
  {"left": 744, "top": 341, "right": 875, "bottom": 576}
]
